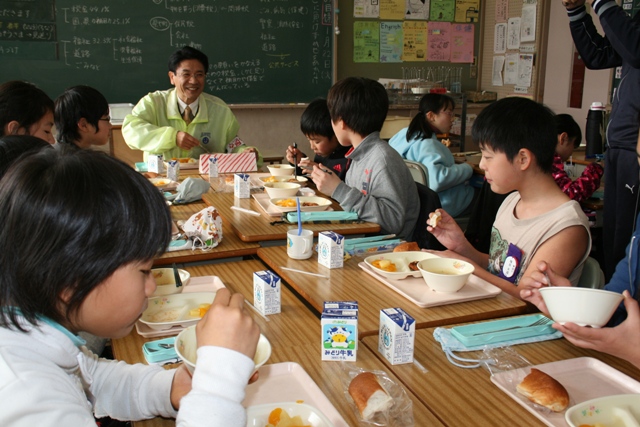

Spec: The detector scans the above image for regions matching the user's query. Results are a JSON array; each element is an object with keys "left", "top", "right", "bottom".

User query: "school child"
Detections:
[
  {"left": 285, "top": 98, "right": 350, "bottom": 180},
  {"left": 427, "top": 97, "right": 591, "bottom": 299},
  {"left": 0, "top": 147, "right": 260, "bottom": 426},
  {"left": 389, "top": 93, "right": 475, "bottom": 217},
  {"left": 553, "top": 113, "right": 604, "bottom": 202},
  {"left": 465, "top": 111, "right": 601, "bottom": 253},
  {"left": 0, "top": 80, "right": 55, "bottom": 144},
  {"left": 311, "top": 77, "right": 420, "bottom": 240},
  {"left": 55, "top": 85, "right": 112, "bottom": 148}
]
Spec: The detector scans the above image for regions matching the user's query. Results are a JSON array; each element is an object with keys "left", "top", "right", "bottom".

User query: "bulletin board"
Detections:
[
  {"left": 479, "top": 0, "right": 551, "bottom": 101},
  {"left": 337, "top": 0, "right": 482, "bottom": 92}
]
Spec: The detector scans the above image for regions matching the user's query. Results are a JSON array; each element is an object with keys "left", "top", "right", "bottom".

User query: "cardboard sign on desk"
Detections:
[{"left": 199, "top": 152, "right": 257, "bottom": 174}]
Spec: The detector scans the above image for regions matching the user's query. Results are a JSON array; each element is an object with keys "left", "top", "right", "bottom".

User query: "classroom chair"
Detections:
[
  {"left": 577, "top": 256, "right": 606, "bottom": 289},
  {"left": 404, "top": 159, "right": 429, "bottom": 187},
  {"left": 413, "top": 182, "right": 445, "bottom": 250}
]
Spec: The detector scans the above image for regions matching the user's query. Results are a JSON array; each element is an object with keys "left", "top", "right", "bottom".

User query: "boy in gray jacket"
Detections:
[{"left": 311, "top": 77, "right": 419, "bottom": 240}]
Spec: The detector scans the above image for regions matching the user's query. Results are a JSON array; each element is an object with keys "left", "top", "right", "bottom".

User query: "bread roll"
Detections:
[
  {"left": 516, "top": 368, "right": 569, "bottom": 412},
  {"left": 428, "top": 211, "right": 442, "bottom": 228},
  {"left": 393, "top": 242, "right": 420, "bottom": 252},
  {"left": 348, "top": 372, "right": 393, "bottom": 420}
]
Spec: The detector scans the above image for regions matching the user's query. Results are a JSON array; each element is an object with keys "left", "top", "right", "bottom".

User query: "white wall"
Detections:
[{"left": 542, "top": 1, "right": 612, "bottom": 141}]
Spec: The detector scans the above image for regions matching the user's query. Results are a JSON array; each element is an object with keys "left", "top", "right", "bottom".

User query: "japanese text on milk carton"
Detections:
[
  {"left": 234, "top": 173, "right": 251, "bottom": 199},
  {"left": 379, "top": 307, "right": 415, "bottom": 365},
  {"left": 253, "top": 270, "right": 281, "bottom": 315},
  {"left": 318, "top": 231, "right": 344, "bottom": 269},
  {"left": 147, "top": 154, "right": 165, "bottom": 174},
  {"left": 322, "top": 301, "right": 358, "bottom": 361}
]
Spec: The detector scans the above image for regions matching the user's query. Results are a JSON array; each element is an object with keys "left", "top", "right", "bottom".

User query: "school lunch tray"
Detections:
[
  {"left": 252, "top": 192, "right": 332, "bottom": 217},
  {"left": 244, "top": 362, "right": 348, "bottom": 427},
  {"left": 358, "top": 262, "right": 501, "bottom": 308},
  {"left": 491, "top": 357, "right": 640, "bottom": 427},
  {"left": 135, "top": 276, "right": 225, "bottom": 338}
]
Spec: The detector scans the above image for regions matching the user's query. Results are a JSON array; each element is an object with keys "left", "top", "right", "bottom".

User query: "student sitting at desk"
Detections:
[
  {"left": 311, "top": 77, "right": 419, "bottom": 240},
  {"left": 465, "top": 112, "right": 602, "bottom": 253},
  {"left": 0, "top": 80, "right": 55, "bottom": 144},
  {"left": 389, "top": 93, "right": 475, "bottom": 217},
  {"left": 428, "top": 97, "right": 591, "bottom": 299},
  {"left": 0, "top": 147, "right": 261, "bottom": 427},
  {"left": 54, "top": 85, "right": 112, "bottom": 149},
  {"left": 122, "top": 46, "right": 261, "bottom": 165},
  {"left": 285, "top": 98, "right": 350, "bottom": 180}
]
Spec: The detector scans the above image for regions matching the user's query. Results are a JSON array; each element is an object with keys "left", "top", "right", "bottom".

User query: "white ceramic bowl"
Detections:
[
  {"left": 263, "top": 182, "right": 301, "bottom": 199},
  {"left": 175, "top": 325, "right": 271, "bottom": 375},
  {"left": 259, "top": 175, "right": 308, "bottom": 186},
  {"left": 267, "top": 164, "right": 295, "bottom": 176},
  {"left": 151, "top": 268, "right": 190, "bottom": 297},
  {"left": 417, "top": 258, "right": 474, "bottom": 293},
  {"left": 565, "top": 394, "right": 640, "bottom": 427},
  {"left": 539, "top": 287, "right": 623, "bottom": 328}
]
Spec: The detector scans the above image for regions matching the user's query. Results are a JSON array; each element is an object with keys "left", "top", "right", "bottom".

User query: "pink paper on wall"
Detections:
[
  {"left": 451, "top": 23, "right": 475, "bottom": 63},
  {"left": 199, "top": 152, "right": 257, "bottom": 174},
  {"left": 427, "top": 22, "right": 451, "bottom": 62}
]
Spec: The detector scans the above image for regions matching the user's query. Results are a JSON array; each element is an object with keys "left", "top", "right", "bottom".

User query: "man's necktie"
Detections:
[{"left": 183, "top": 106, "right": 194, "bottom": 125}]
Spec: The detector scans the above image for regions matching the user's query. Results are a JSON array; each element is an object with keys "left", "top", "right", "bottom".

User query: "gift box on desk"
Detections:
[{"left": 199, "top": 152, "right": 257, "bottom": 174}]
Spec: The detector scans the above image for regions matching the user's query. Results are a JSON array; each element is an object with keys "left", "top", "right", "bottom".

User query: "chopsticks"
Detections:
[{"left": 172, "top": 263, "right": 183, "bottom": 288}]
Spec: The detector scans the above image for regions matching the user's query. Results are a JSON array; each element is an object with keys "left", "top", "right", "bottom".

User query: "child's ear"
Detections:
[
  {"left": 517, "top": 148, "right": 532, "bottom": 170},
  {"left": 557, "top": 132, "right": 570, "bottom": 147},
  {"left": 77, "top": 117, "right": 91, "bottom": 132},
  {"left": 5, "top": 120, "right": 22, "bottom": 135},
  {"left": 425, "top": 111, "right": 436, "bottom": 123}
]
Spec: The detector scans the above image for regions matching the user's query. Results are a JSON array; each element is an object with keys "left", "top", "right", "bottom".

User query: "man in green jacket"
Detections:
[{"left": 123, "top": 46, "right": 260, "bottom": 164}]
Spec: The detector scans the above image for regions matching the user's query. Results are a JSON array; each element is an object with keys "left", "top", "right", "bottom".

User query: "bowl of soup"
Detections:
[{"left": 417, "top": 258, "right": 474, "bottom": 293}]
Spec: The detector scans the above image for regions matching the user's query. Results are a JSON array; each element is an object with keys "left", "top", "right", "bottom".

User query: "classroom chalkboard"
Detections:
[{"left": 0, "top": 0, "right": 334, "bottom": 104}]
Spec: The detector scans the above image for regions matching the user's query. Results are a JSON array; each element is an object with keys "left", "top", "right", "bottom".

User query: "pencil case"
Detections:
[
  {"left": 142, "top": 336, "right": 179, "bottom": 364},
  {"left": 449, "top": 314, "right": 555, "bottom": 347}
]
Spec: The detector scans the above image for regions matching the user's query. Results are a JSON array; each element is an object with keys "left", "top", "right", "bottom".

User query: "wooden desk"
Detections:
[
  {"left": 202, "top": 190, "right": 381, "bottom": 243},
  {"left": 111, "top": 259, "right": 444, "bottom": 427},
  {"left": 361, "top": 323, "right": 640, "bottom": 427},
  {"left": 257, "top": 246, "right": 528, "bottom": 337}
]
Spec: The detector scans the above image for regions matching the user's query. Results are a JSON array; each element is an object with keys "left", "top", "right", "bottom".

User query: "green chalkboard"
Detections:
[{"left": 0, "top": 0, "right": 334, "bottom": 104}]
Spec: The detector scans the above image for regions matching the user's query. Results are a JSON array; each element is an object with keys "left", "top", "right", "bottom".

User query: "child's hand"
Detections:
[
  {"left": 170, "top": 364, "right": 193, "bottom": 410},
  {"left": 196, "top": 288, "right": 260, "bottom": 361},
  {"left": 285, "top": 145, "right": 303, "bottom": 165},
  {"left": 311, "top": 164, "right": 341, "bottom": 196},
  {"left": 298, "top": 157, "right": 317, "bottom": 173},
  {"left": 519, "top": 261, "right": 570, "bottom": 312},
  {"left": 426, "top": 209, "right": 467, "bottom": 253}
]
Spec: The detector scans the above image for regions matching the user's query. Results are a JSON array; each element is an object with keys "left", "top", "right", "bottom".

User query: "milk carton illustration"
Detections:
[
  {"left": 253, "top": 270, "right": 281, "bottom": 315},
  {"left": 379, "top": 307, "right": 415, "bottom": 365},
  {"left": 321, "top": 302, "right": 358, "bottom": 361},
  {"left": 318, "top": 231, "right": 344, "bottom": 269}
]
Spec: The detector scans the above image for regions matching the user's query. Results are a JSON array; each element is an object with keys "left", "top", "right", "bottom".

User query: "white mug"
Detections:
[{"left": 287, "top": 229, "right": 313, "bottom": 260}]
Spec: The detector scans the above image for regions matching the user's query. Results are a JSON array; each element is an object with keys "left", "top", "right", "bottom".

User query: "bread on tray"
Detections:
[
  {"left": 393, "top": 242, "right": 420, "bottom": 252},
  {"left": 516, "top": 368, "right": 569, "bottom": 412}
]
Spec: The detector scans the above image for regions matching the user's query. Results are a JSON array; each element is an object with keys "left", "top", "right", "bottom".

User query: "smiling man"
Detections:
[{"left": 123, "top": 46, "right": 260, "bottom": 163}]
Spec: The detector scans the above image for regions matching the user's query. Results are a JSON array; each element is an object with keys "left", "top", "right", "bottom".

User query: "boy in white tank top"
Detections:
[{"left": 427, "top": 97, "right": 590, "bottom": 300}]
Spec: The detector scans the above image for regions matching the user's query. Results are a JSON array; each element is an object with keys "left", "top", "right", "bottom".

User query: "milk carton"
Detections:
[
  {"left": 208, "top": 157, "right": 224, "bottom": 191},
  {"left": 147, "top": 154, "right": 164, "bottom": 174},
  {"left": 234, "top": 173, "right": 251, "bottom": 199},
  {"left": 318, "top": 231, "right": 344, "bottom": 269},
  {"left": 378, "top": 307, "right": 415, "bottom": 365},
  {"left": 253, "top": 270, "right": 281, "bottom": 315},
  {"left": 323, "top": 301, "right": 358, "bottom": 311},
  {"left": 166, "top": 159, "right": 180, "bottom": 182},
  {"left": 321, "top": 302, "right": 357, "bottom": 361}
]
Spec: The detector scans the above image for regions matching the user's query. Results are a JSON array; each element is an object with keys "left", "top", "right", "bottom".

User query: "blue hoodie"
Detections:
[{"left": 389, "top": 127, "right": 473, "bottom": 217}]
